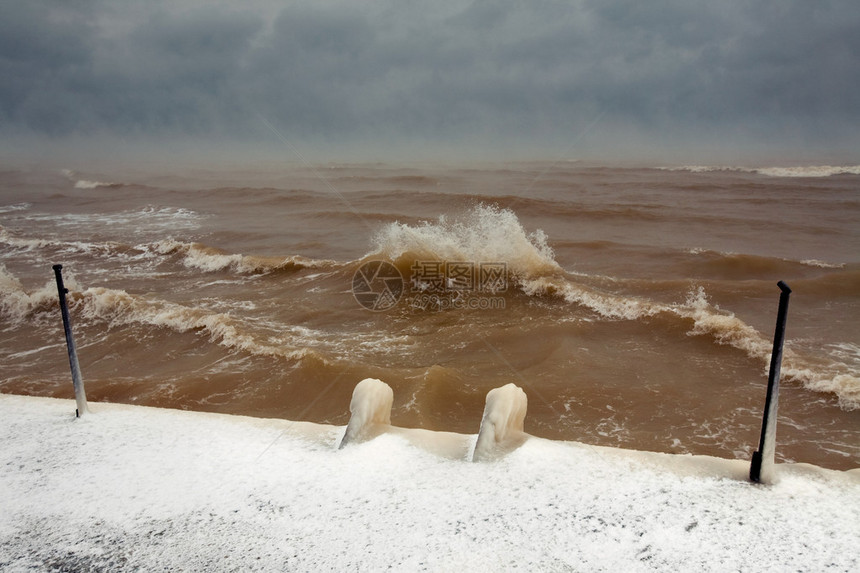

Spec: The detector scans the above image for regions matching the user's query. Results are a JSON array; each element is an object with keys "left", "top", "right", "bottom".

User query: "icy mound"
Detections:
[
  {"left": 339, "top": 378, "right": 473, "bottom": 459},
  {"left": 473, "top": 383, "right": 529, "bottom": 462},
  {"left": 339, "top": 378, "right": 394, "bottom": 447}
]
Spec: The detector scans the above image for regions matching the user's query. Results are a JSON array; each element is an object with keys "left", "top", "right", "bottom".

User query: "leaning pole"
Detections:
[
  {"left": 750, "top": 280, "right": 792, "bottom": 484},
  {"left": 53, "top": 264, "right": 89, "bottom": 418}
]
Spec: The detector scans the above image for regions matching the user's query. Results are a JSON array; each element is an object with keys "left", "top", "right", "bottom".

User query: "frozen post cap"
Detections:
[
  {"left": 472, "top": 383, "right": 529, "bottom": 462},
  {"left": 338, "top": 378, "right": 394, "bottom": 449}
]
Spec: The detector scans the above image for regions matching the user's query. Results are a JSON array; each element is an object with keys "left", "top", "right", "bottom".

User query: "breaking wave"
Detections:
[
  {"left": 61, "top": 169, "right": 123, "bottom": 189},
  {"left": 4, "top": 197, "right": 858, "bottom": 411},
  {"left": 0, "top": 203, "right": 31, "bottom": 215},
  {"left": 1, "top": 206, "right": 203, "bottom": 238},
  {"left": 683, "top": 248, "right": 846, "bottom": 276},
  {"left": 149, "top": 239, "right": 338, "bottom": 274},
  {"left": 0, "top": 227, "right": 337, "bottom": 277},
  {"left": 74, "top": 287, "right": 312, "bottom": 361},
  {"left": 522, "top": 275, "right": 860, "bottom": 409},
  {"left": 0, "top": 264, "right": 312, "bottom": 362},
  {"left": 370, "top": 204, "right": 562, "bottom": 280},
  {"left": 360, "top": 205, "right": 860, "bottom": 408},
  {"left": 662, "top": 165, "right": 860, "bottom": 177},
  {"left": 0, "top": 264, "right": 62, "bottom": 326}
]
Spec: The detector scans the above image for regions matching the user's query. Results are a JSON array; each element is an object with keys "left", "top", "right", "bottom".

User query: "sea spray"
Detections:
[{"left": 371, "top": 204, "right": 561, "bottom": 279}]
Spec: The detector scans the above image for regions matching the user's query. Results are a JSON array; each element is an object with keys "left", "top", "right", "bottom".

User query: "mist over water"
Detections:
[{"left": 1, "top": 162, "right": 858, "bottom": 469}]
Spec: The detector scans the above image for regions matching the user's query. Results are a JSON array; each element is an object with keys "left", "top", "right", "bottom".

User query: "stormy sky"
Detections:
[{"left": 1, "top": 0, "right": 858, "bottom": 163}]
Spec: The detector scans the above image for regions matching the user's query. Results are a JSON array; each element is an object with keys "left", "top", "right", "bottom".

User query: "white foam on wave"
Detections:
[
  {"left": 680, "top": 286, "right": 771, "bottom": 357},
  {"left": 73, "top": 179, "right": 114, "bottom": 189},
  {"left": 564, "top": 280, "right": 661, "bottom": 320},
  {"left": 151, "top": 239, "right": 244, "bottom": 272},
  {"left": 664, "top": 287, "right": 860, "bottom": 409},
  {"left": 0, "top": 265, "right": 310, "bottom": 361},
  {"left": 14, "top": 206, "right": 203, "bottom": 235},
  {"left": 0, "top": 227, "right": 51, "bottom": 251},
  {"left": 0, "top": 264, "right": 77, "bottom": 327},
  {"left": 662, "top": 165, "right": 860, "bottom": 177},
  {"left": 828, "top": 342, "right": 860, "bottom": 363},
  {"left": 800, "top": 259, "right": 846, "bottom": 269},
  {"left": 686, "top": 247, "right": 846, "bottom": 270},
  {"left": 1, "top": 229, "right": 157, "bottom": 270},
  {"left": 0, "top": 203, "right": 31, "bottom": 214},
  {"left": 680, "top": 288, "right": 860, "bottom": 409},
  {"left": 522, "top": 275, "right": 860, "bottom": 409},
  {"left": 788, "top": 371, "right": 860, "bottom": 411},
  {"left": 756, "top": 165, "right": 860, "bottom": 177},
  {"left": 519, "top": 274, "right": 662, "bottom": 320},
  {"left": 150, "top": 239, "right": 335, "bottom": 274},
  {"left": 61, "top": 168, "right": 118, "bottom": 189},
  {"left": 75, "top": 286, "right": 310, "bottom": 361},
  {"left": 372, "top": 204, "right": 562, "bottom": 279},
  {"left": 660, "top": 165, "right": 729, "bottom": 173},
  {"left": 1, "top": 226, "right": 328, "bottom": 277}
]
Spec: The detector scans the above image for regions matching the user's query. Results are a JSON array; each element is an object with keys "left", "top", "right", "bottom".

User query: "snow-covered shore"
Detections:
[{"left": 1, "top": 393, "right": 858, "bottom": 572}]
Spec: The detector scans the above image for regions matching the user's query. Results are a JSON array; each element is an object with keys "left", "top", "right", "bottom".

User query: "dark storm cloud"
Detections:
[
  {"left": 0, "top": 1, "right": 100, "bottom": 134},
  {"left": 1, "top": 0, "right": 858, "bottom": 157}
]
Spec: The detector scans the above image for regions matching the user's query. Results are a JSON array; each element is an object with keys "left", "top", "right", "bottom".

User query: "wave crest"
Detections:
[
  {"left": 371, "top": 204, "right": 562, "bottom": 280},
  {"left": 662, "top": 165, "right": 860, "bottom": 178},
  {"left": 61, "top": 169, "right": 122, "bottom": 189},
  {"left": 518, "top": 277, "right": 860, "bottom": 409},
  {"left": 150, "top": 239, "right": 336, "bottom": 274},
  {"left": 74, "top": 286, "right": 312, "bottom": 362},
  {"left": 0, "top": 264, "right": 63, "bottom": 324}
]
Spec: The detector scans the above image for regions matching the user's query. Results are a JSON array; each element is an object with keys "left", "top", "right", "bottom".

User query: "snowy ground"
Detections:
[{"left": 1, "top": 394, "right": 858, "bottom": 572}]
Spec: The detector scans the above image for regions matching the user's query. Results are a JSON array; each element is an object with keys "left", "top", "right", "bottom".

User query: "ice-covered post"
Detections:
[
  {"left": 339, "top": 378, "right": 393, "bottom": 448},
  {"left": 473, "top": 383, "right": 528, "bottom": 462},
  {"left": 53, "top": 264, "right": 88, "bottom": 417},
  {"left": 750, "top": 280, "right": 791, "bottom": 484}
]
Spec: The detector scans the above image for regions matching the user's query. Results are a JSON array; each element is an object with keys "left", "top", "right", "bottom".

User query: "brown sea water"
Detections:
[{"left": 1, "top": 162, "right": 858, "bottom": 469}]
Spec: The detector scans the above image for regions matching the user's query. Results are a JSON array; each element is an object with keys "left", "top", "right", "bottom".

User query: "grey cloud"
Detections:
[
  {"left": 0, "top": 1, "right": 100, "bottom": 134},
  {"left": 1, "top": 0, "right": 858, "bottom": 158}
]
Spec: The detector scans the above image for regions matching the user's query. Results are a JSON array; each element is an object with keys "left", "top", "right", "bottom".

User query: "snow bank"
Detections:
[{"left": 1, "top": 393, "right": 858, "bottom": 572}]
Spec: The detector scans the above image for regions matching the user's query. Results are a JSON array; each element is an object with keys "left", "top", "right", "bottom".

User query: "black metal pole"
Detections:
[
  {"left": 53, "top": 264, "right": 88, "bottom": 417},
  {"left": 750, "top": 280, "right": 791, "bottom": 483}
]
